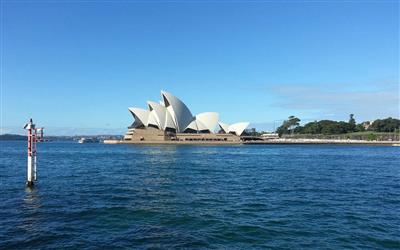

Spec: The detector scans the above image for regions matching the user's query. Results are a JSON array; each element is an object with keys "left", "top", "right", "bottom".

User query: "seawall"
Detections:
[{"left": 104, "top": 139, "right": 399, "bottom": 146}]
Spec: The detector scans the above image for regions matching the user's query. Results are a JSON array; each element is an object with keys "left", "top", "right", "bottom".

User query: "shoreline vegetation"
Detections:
[
  {"left": 280, "top": 131, "right": 400, "bottom": 141},
  {"left": 251, "top": 115, "right": 399, "bottom": 141}
]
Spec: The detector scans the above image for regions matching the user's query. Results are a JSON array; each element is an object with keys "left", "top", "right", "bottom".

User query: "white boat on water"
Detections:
[{"left": 78, "top": 138, "right": 99, "bottom": 143}]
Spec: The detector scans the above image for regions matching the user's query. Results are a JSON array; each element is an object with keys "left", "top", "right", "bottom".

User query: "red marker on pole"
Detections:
[
  {"left": 36, "top": 127, "right": 44, "bottom": 142},
  {"left": 24, "top": 118, "right": 37, "bottom": 187}
]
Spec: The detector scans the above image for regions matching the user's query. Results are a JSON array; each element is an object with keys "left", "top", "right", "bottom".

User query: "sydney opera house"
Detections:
[{"left": 123, "top": 91, "right": 249, "bottom": 143}]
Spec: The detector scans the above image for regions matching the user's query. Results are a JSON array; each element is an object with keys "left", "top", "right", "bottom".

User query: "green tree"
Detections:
[
  {"left": 367, "top": 133, "right": 377, "bottom": 141},
  {"left": 300, "top": 121, "right": 320, "bottom": 134},
  {"left": 348, "top": 114, "right": 356, "bottom": 132},
  {"left": 287, "top": 116, "right": 301, "bottom": 131},
  {"left": 349, "top": 114, "right": 356, "bottom": 125},
  {"left": 296, "top": 119, "right": 358, "bottom": 134},
  {"left": 276, "top": 116, "right": 301, "bottom": 136},
  {"left": 355, "top": 124, "right": 365, "bottom": 132},
  {"left": 369, "top": 117, "right": 400, "bottom": 132}
]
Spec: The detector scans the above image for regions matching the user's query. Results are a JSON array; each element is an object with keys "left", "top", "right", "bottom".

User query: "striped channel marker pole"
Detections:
[{"left": 23, "top": 118, "right": 37, "bottom": 187}]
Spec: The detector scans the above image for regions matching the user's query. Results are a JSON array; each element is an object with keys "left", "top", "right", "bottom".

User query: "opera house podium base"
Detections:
[
  {"left": 104, "top": 140, "right": 243, "bottom": 145},
  {"left": 115, "top": 127, "right": 242, "bottom": 144}
]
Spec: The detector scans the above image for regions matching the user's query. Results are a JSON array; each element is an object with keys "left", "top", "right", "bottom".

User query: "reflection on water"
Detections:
[
  {"left": 141, "top": 145, "right": 180, "bottom": 164},
  {"left": 21, "top": 187, "right": 42, "bottom": 232}
]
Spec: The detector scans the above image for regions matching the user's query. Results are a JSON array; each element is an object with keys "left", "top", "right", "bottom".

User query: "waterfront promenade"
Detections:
[{"left": 104, "top": 138, "right": 399, "bottom": 146}]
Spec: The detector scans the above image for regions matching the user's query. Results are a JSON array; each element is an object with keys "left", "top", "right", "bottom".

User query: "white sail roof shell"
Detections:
[
  {"left": 195, "top": 112, "right": 219, "bottom": 132},
  {"left": 228, "top": 122, "right": 250, "bottom": 136},
  {"left": 127, "top": 91, "right": 249, "bottom": 135},
  {"left": 161, "top": 91, "right": 194, "bottom": 132},
  {"left": 165, "top": 107, "right": 177, "bottom": 130},
  {"left": 184, "top": 118, "right": 213, "bottom": 132},
  {"left": 147, "top": 101, "right": 167, "bottom": 129},
  {"left": 218, "top": 122, "right": 230, "bottom": 133},
  {"left": 185, "top": 120, "right": 198, "bottom": 131},
  {"left": 148, "top": 111, "right": 159, "bottom": 128},
  {"left": 195, "top": 120, "right": 208, "bottom": 131},
  {"left": 128, "top": 107, "right": 150, "bottom": 127}
]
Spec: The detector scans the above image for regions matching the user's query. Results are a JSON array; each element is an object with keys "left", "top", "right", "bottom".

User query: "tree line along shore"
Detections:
[{"left": 270, "top": 116, "right": 399, "bottom": 141}]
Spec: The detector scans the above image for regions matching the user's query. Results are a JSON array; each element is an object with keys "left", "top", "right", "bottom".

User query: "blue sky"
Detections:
[{"left": 1, "top": 1, "right": 399, "bottom": 135}]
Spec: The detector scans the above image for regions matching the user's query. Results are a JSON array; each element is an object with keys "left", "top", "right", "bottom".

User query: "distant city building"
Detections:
[{"left": 123, "top": 91, "right": 249, "bottom": 142}]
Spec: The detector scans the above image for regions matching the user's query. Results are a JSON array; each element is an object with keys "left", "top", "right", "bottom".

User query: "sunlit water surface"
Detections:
[{"left": 0, "top": 141, "right": 399, "bottom": 249}]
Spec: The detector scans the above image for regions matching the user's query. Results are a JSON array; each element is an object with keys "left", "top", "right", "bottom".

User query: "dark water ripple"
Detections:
[{"left": 0, "top": 141, "right": 399, "bottom": 249}]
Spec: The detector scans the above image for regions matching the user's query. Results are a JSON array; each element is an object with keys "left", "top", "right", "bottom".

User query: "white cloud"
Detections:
[{"left": 269, "top": 81, "right": 399, "bottom": 122}]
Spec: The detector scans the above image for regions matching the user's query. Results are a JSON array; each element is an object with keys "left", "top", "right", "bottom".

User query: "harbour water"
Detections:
[{"left": 0, "top": 141, "right": 399, "bottom": 249}]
